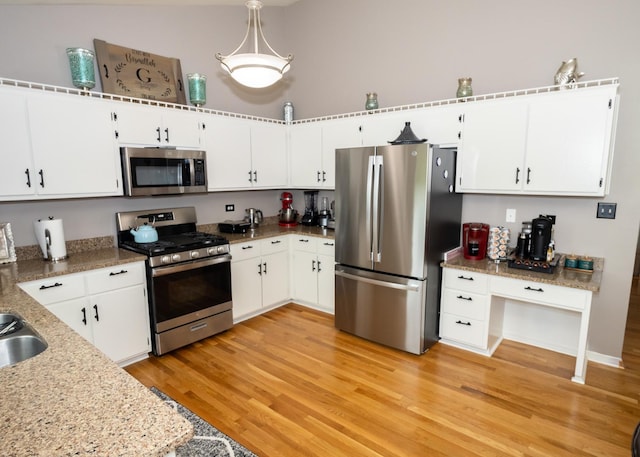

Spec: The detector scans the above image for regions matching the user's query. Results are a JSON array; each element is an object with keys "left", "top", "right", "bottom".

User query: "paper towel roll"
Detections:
[{"left": 34, "top": 217, "right": 68, "bottom": 262}]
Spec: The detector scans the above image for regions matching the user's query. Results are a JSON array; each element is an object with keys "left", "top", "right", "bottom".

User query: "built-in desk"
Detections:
[{"left": 440, "top": 254, "right": 602, "bottom": 384}]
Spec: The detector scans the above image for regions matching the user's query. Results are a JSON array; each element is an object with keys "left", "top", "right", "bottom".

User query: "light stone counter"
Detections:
[
  {"left": 0, "top": 247, "right": 193, "bottom": 457},
  {"left": 198, "top": 220, "right": 335, "bottom": 244}
]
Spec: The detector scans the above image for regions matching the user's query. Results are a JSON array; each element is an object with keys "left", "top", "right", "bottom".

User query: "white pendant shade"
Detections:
[
  {"left": 216, "top": 0, "right": 293, "bottom": 89},
  {"left": 219, "top": 53, "right": 291, "bottom": 89}
]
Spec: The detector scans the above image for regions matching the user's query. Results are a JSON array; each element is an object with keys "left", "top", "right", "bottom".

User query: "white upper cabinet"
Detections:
[
  {"left": 204, "top": 115, "right": 286, "bottom": 190},
  {"left": 456, "top": 84, "right": 618, "bottom": 196},
  {"left": 0, "top": 88, "right": 34, "bottom": 199},
  {"left": 4, "top": 90, "right": 122, "bottom": 200},
  {"left": 456, "top": 99, "right": 529, "bottom": 193},
  {"left": 114, "top": 103, "right": 203, "bottom": 148}
]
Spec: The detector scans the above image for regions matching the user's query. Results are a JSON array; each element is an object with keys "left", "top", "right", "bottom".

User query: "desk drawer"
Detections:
[
  {"left": 491, "top": 276, "right": 590, "bottom": 311},
  {"left": 441, "top": 289, "right": 489, "bottom": 321},
  {"left": 443, "top": 268, "right": 489, "bottom": 294},
  {"left": 440, "top": 312, "right": 487, "bottom": 349}
]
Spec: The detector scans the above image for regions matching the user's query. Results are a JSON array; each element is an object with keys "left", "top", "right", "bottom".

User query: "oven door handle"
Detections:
[{"left": 151, "top": 254, "right": 232, "bottom": 277}]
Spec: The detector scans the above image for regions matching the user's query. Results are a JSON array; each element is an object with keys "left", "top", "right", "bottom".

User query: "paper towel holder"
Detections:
[{"left": 34, "top": 217, "right": 69, "bottom": 262}]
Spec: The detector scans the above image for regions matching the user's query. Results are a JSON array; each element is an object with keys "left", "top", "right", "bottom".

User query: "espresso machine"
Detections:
[
  {"left": 529, "top": 216, "right": 553, "bottom": 261},
  {"left": 301, "top": 190, "right": 318, "bottom": 226}
]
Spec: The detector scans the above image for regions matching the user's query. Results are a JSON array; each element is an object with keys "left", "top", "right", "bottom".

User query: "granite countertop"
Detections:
[
  {"left": 442, "top": 253, "right": 603, "bottom": 292},
  {"left": 0, "top": 247, "right": 193, "bottom": 457},
  {"left": 198, "top": 221, "right": 335, "bottom": 243}
]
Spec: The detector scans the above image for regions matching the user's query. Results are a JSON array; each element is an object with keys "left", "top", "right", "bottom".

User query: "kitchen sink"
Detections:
[{"left": 0, "top": 313, "right": 48, "bottom": 368}]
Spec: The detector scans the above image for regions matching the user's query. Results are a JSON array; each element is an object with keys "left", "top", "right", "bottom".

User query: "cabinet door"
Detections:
[
  {"left": 524, "top": 87, "right": 616, "bottom": 195},
  {"left": 250, "top": 121, "right": 287, "bottom": 188},
  {"left": 90, "top": 285, "right": 150, "bottom": 363},
  {"left": 261, "top": 250, "right": 290, "bottom": 307},
  {"left": 457, "top": 99, "right": 528, "bottom": 193},
  {"left": 410, "top": 106, "right": 462, "bottom": 146},
  {"left": 48, "top": 297, "right": 93, "bottom": 343},
  {"left": 231, "top": 257, "right": 263, "bottom": 320},
  {"left": 204, "top": 116, "right": 252, "bottom": 190},
  {"left": 316, "top": 253, "right": 335, "bottom": 313},
  {"left": 27, "top": 92, "right": 121, "bottom": 197},
  {"left": 289, "top": 123, "right": 323, "bottom": 188},
  {"left": 159, "top": 108, "right": 203, "bottom": 148},
  {"left": 321, "top": 118, "right": 362, "bottom": 188},
  {"left": 360, "top": 112, "right": 410, "bottom": 147},
  {"left": 292, "top": 250, "right": 318, "bottom": 304},
  {"left": 0, "top": 88, "right": 35, "bottom": 199},
  {"left": 114, "top": 103, "right": 164, "bottom": 146}
]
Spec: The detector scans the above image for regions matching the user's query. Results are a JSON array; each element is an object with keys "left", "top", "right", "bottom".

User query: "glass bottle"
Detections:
[
  {"left": 66, "top": 48, "right": 96, "bottom": 91},
  {"left": 187, "top": 73, "right": 207, "bottom": 107},
  {"left": 365, "top": 92, "right": 379, "bottom": 110},
  {"left": 456, "top": 78, "right": 473, "bottom": 98}
]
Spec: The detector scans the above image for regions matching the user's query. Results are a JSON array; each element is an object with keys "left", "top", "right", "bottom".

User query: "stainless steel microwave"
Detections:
[{"left": 120, "top": 147, "right": 207, "bottom": 196}]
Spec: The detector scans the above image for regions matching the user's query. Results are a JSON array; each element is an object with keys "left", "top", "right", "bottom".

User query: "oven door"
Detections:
[{"left": 149, "top": 254, "right": 232, "bottom": 333}]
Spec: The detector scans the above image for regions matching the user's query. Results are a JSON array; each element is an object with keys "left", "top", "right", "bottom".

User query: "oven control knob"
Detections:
[
  {"left": 191, "top": 250, "right": 200, "bottom": 259},
  {"left": 216, "top": 246, "right": 226, "bottom": 254},
  {"left": 171, "top": 254, "right": 181, "bottom": 262},
  {"left": 161, "top": 255, "right": 171, "bottom": 264},
  {"left": 207, "top": 247, "right": 217, "bottom": 256}
]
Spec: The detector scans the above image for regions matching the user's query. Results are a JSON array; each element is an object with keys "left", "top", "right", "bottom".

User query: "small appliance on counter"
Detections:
[
  {"left": 244, "top": 208, "right": 263, "bottom": 229},
  {"left": 301, "top": 190, "right": 319, "bottom": 226},
  {"left": 219, "top": 220, "right": 251, "bottom": 233},
  {"left": 326, "top": 200, "right": 336, "bottom": 230},
  {"left": 278, "top": 191, "right": 298, "bottom": 227},
  {"left": 317, "top": 196, "right": 331, "bottom": 228},
  {"left": 33, "top": 217, "right": 68, "bottom": 262},
  {"left": 462, "top": 222, "right": 489, "bottom": 260},
  {"left": 508, "top": 215, "right": 557, "bottom": 274}
]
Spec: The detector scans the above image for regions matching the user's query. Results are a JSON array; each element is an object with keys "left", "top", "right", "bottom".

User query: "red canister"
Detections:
[{"left": 463, "top": 223, "right": 490, "bottom": 260}]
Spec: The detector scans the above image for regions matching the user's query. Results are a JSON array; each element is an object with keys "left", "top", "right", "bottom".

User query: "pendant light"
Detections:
[{"left": 215, "top": 0, "right": 293, "bottom": 89}]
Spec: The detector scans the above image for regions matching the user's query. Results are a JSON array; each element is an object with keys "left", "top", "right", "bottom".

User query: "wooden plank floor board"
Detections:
[{"left": 126, "top": 278, "right": 640, "bottom": 456}]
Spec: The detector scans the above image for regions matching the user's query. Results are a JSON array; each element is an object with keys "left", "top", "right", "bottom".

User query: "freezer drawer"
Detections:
[{"left": 334, "top": 266, "right": 428, "bottom": 355}]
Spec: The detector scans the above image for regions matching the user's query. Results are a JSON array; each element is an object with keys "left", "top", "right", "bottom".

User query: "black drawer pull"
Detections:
[
  {"left": 323, "top": 242, "right": 334, "bottom": 246},
  {"left": 271, "top": 240, "right": 281, "bottom": 244},
  {"left": 299, "top": 239, "right": 309, "bottom": 243},
  {"left": 455, "top": 320, "right": 471, "bottom": 326},
  {"left": 457, "top": 275, "right": 474, "bottom": 281},
  {"left": 109, "top": 269, "right": 128, "bottom": 276},
  {"left": 242, "top": 245, "right": 254, "bottom": 250},
  {"left": 39, "top": 282, "right": 63, "bottom": 290},
  {"left": 524, "top": 286, "right": 544, "bottom": 292},
  {"left": 456, "top": 295, "right": 472, "bottom": 301}
]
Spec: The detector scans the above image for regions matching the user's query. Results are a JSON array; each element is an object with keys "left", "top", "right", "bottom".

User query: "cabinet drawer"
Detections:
[
  {"left": 440, "top": 312, "right": 487, "bottom": 349},
  {"left": 491, "top": 276, "right": 590, "bottom": 311},
  {"left": 230, "top": 240, "right": 261, "bottom": 262},
  {"left": 19, "top": 274, "right": 86, "bottom": 305},
  {"left": 317, "top": 239, "right": 335, "bottom": 256},
  {"left": 443, "top": 268, "right": 489, "bottom": 294},
  {"left": 291, "top": 235, "right": 318, "bottom": 253},
  {"left": 441, "top": 289, "right": 489, "bottom": 321},
  {"left": 86, "top": 262, "right": 145, "bottom": 295},
  {"left": 261, "top": 236, "right": 289, "bottom": 255}
]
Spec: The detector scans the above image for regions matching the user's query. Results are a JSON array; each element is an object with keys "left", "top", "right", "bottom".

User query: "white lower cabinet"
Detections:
[
  {"left": 291, "top": 235, "right": 335, "bottom": 313},
  {"left": 19, "top": 261, "right": 151, "bottom": 366},
  {"left": 230, "top": 236, "right": 290, "bottom": 321}
]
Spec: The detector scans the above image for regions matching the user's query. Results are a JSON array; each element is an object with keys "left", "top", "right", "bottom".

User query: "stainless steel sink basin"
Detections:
[{"left": 0, "top": 313, "right": 48, "bottom": 368}]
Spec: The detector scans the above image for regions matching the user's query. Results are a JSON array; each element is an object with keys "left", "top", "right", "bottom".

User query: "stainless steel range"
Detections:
[{"left": 116, "top": 207, "right": 233, "bottom": 356}]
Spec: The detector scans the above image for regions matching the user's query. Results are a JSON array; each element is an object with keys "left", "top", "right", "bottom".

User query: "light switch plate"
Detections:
[
  {"left": 597, "top": 202, "right": 616, "bottom": 219},
  {"left": 506, "top": 208, "right": 516, "bottom": 223}
]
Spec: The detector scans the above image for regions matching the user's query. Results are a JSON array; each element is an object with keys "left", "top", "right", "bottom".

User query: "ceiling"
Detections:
[{"left": 0, "top": 0, "right": 298, "bottom": 5}]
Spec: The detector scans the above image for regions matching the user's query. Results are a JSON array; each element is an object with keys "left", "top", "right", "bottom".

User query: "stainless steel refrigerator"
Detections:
[{"left": 334, "top": 143, "right": 462, "bottom": 354}]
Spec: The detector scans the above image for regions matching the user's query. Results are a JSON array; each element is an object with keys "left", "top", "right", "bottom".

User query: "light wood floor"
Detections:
[{"left": 126, "top": 278, "right": 640, "bottom": 456}]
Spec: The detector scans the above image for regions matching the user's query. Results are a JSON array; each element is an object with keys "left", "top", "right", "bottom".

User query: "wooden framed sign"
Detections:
[{"left": 93, "top": 39, "right": 186, "bottom": 104}]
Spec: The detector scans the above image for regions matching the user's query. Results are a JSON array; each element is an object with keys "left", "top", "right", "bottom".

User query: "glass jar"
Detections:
[
  {"left": 365, "top": 92, "right": 379, "bottom": 110},
  {"left": 66, "top": 48, "right": 96, "bottom": 91},
  {"left": 456, "top": 78, "right": 473, "bottom": 98},
  {"left": 283, "top": 101, "right": 294, "bottom": 123},
  {"left": 187, "top": 73, "right": 207, "bottom": 107}
]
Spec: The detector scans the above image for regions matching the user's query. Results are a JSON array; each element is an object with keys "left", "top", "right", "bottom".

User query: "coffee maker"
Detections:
[
  {"left": 462, "top": 223, "right": 489, "bottom": 260},
  {"left": 301, "top": 190, "right": 318, "bottom": 226},
  {"left": 529, "top": 216, "right": 553, "bottom": 261}
]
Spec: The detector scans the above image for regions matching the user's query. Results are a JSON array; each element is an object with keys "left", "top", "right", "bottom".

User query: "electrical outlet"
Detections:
[
  {"left": 505, "top": 208, "right": 516, "bottom": 223},
  {"left": 225, "top": 204, "right": 235, "bottom": 212},
  {"left": 597, "top": 202, "right": 616, "bottom": 219}
]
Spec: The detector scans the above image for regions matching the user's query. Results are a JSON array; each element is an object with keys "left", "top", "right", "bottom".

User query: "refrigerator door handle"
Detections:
[
  {"left": 372, "top": 155, "right": 384, "bottom": 262},
  {"left": 335, "top": 269, "right": 420, "bottom": 292},
  {"left": 366, "top": 155, "right": 375, "bottom": 261}
]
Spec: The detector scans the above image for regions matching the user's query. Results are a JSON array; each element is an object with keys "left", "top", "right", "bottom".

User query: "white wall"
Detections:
[{"left": 0, "top": 0, "right": 638, "bottom": 362}]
